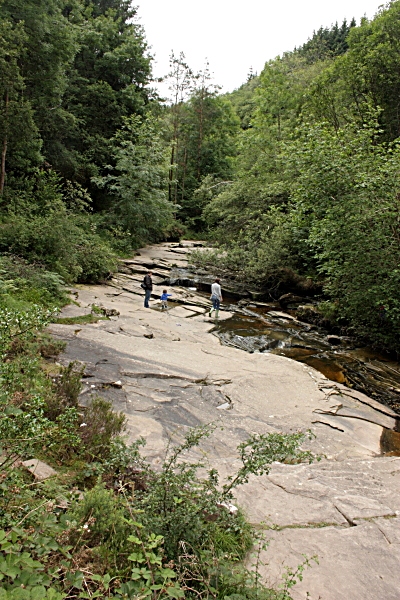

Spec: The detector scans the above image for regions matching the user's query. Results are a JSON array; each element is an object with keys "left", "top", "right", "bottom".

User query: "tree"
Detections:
[
  {"left": 60, "top": 0, "right": 152, "bottom": 206},
  {"left": 165, "top": 52, "right": 196, "bottom": 205},
  {"left": 297, "top": 18, "right": 357, "bottom": 63},
  {"left": 0, "top": 0, "right": 78, "bottom": 193},
  {"left": 93, "top": 115, "right": 174, "bottom": 245},
  {"left": 0, "top": 18, "right": 37, "bottom": 194},
  {"left": 164, "top": 59, "right": 239, "bottom": 230},
  {"left": 0, "top": 0, "right": 79, "bottom": 177},
  {"left": 288, "top": 120, "right": 400, "bottom": 350}
]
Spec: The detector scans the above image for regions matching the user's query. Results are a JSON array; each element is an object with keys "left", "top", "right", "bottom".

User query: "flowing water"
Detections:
[
  {"left": 167, "top": 268, "right": 400, "bottom": 416},
  {"left": 168, "top": 267, "right": 400, "bottom": 458},
  {"left": 214, "top": 303, "right": 400, "bottom": 416}
]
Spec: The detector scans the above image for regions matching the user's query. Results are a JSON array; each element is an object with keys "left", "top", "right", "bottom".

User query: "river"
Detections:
[{"left": 167, "top": 266, "right": 400, "bottom": 419}]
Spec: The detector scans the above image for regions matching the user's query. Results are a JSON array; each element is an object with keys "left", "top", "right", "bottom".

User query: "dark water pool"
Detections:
[{"left": 214, "top": 305, "right": 400, "bottom": 417}]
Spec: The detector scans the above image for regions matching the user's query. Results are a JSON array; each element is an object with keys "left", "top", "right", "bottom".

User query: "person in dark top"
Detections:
[{"left": 143, "top": 271, "right": 153, "bottom": 308}]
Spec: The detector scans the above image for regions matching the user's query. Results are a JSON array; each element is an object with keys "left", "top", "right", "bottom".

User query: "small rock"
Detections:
[
  {"left": 22, "top": 459, "right": 57, "bottom": 481},
  {"left": 111, "top": 380, "right": 123, "bottom": 388},
  {"left": 55, "top": 497, "right": 69, "bottom": 509},
  {"left": 143, "top": 333, "right": 154, "bottom": 339},
  {"left": 217, "top": 402, "right": 231, "bottom": 410},
  {"left": 103, "top": 308, "right": 120, "bottom": 317},
  {"left": 217, "top": 501, "right": 238, "bottom": 515},
  {"left": 278, "top": 293, "right": 304, "bottom": 308}
]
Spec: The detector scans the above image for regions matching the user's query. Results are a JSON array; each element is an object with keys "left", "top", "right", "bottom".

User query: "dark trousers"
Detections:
[{"left": 144, "top": 289, "right": 152, "bottom": 308}]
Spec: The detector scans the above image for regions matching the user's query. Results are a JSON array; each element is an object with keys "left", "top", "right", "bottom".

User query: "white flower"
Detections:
[{"left": 80, "top": 422, "right": 87, "bottom": 427}]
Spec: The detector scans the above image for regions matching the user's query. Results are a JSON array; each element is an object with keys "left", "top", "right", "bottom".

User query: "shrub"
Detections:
[
  {"left": 50, "top": 362, "right": 85, "bottom": 417},
  {"left": 0, "top": 172, "right": 117, "bottom": 284},
  {"left": 79, "top": 398, "right": 126, "bottom": 461}
]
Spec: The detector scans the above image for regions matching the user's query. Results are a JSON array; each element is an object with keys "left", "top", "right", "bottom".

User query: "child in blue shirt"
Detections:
[{"left": 160, "top": 289, "right": 172, "bottom": 311}]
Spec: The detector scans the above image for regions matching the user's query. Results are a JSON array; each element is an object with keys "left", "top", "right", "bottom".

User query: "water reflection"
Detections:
[{"left": 215, "top": 305, "right": 400, "bottom": 415}]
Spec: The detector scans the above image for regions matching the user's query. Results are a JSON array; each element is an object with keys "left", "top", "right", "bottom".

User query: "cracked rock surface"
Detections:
[{"left": 49, "top": 242, "right": 400, "bottom": 600}]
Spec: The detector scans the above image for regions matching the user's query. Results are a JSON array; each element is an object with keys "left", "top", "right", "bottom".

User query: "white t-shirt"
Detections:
[{"left": 211, "top": 282, "right": 222, "bottom": 300}]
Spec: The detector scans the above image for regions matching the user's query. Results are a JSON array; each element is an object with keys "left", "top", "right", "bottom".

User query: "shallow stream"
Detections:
[
  {"left": 167, "top": 267, "right": 400, "bottom": 417},
  {"left": 215, "top": 302, "right": 400, "bottom": 417}
]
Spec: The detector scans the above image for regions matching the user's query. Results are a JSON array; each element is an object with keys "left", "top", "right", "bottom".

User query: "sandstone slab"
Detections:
[{"left": 49, "top": 242, "right": 400, "bottom": 600}]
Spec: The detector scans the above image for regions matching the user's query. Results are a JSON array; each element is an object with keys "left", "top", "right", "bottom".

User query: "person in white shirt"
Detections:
[{"left": 209, "top": 278, "right": 223, "bottom": 318}]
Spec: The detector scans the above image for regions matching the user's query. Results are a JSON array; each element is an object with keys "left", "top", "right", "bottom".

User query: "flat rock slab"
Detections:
[
  {"left": 50, "top": 241, "right": 400, "bottom": 599},
  {"left": 167, "top": 306, "right": 199, "bottom": 318},
  {"left": 267, "top": 310, "right": 297, "bottom": 321},
  {"left": 236, "top": 456, "right": 400, "bottom": 531},
  {"left": 58, "top": 304, "right": 92, "bottom": 319},
  {"left": 259, "top": 519, "right": 400, "bottom": 600},
  {"left": 22, "top": 459, "right": 57, "bottom": 481}
]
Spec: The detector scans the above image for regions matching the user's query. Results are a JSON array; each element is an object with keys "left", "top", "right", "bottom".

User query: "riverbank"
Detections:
[{"left": 49, "top": 242, "right": 400, "bottom": 600}]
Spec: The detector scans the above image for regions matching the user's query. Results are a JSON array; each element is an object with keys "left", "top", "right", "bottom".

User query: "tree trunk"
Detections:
[
  {"left": 181, "top": 146, "right": 187, "bottom": 202},
  {"left": 0, "top": 90, "right": 9, "bottom": 195},
  {"left": 169, "top": 144, "right": 175, "bottom": 204}
]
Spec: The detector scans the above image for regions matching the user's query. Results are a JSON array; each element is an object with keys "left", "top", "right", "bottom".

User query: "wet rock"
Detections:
[
  {"left": 237, "top": 299, "right": 249, "bottom": 307},
  {"left": 267, "top": 310, "right": 297, "bottom": 321},
  {"left": 278, "top": 293, "right": 304, "bottom": 308},
  {"left": 327, "top": 334, "right": 342, "bottom": 345}
]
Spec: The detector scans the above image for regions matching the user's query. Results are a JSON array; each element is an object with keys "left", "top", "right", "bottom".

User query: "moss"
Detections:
[{"left": 53, "top": 313, "right": 108, "bottom": 325}]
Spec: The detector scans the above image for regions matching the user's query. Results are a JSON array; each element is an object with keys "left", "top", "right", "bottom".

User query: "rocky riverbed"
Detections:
[{"left": 49, "top": 242, "right": 400, "bottom": 600}]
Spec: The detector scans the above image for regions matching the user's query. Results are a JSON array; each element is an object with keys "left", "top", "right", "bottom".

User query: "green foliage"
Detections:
[
  {"left": 0, "top": 255, "right": 67, "bottom": 309},
  {"left": 288, "top": 121, "right": 400, "bottom": 351},
  {"left": 297, "top": 18, "right": 357, "bottom": 62},
  {"left": 60, "top": 0, "right": 152, "bottom": 201},
  {"left": 164, "top": 57, "right": 240, "bottom": 231},
  {"left": 0, "top": 171, "right": 117, "bottom": 283},
  {"left": 78, "top": 397, "right": 126, "bottom": 461},
  {"left": 0, "top": 526, "right": 66, "bottom": 599},
  {"left": 0, "top": 0, "right": 161, "bottom": 264},
  {"left": 94, "top": 115, "right": 175, "bottom": 246},
  {"left": 0, "top": 304, "right": 126, "bottom": 471},
  {"left": 224, "top": 75, "right": 260, "bottom": 130}
]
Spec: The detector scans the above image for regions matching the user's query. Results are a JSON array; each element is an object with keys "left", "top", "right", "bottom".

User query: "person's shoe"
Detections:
[{"left": 209, "top": 309, "right": 213, "bottom": 317}]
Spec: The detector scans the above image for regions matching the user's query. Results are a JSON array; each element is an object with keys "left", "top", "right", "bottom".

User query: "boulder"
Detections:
[{"left": 22, "top": 459, "right": 57, "bottom": 481}]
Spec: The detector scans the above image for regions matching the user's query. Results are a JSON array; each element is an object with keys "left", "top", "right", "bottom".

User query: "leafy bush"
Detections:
[
  {"left": 0, "top": 255, "right": 67, "bottom": 308},
  {"left": 63, "top": 425, "right": 314, "bottom": 598},
  {"left": 49, "top": 362, "right": 85, "bottom": 418},
  {"left": 78, "top": 397, "right": 126, "bottom": 461},
  {"left": 0, "top": 171, "right": 117, "bottom": 284}
]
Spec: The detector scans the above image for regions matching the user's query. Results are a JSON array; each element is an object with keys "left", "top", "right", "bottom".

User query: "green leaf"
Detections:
[{"left": 166, "top": 585, "right": 184, "bottom": 598}]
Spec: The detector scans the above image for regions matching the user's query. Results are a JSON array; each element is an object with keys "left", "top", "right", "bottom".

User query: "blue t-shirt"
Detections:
[{"left": 161, "top": 293, "right": 172, "bottom": 301}]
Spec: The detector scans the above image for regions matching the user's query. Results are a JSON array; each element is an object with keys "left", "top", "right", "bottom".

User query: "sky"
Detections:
[{"left": 136, "top": 0, "right": 384, "bottom": 99}]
